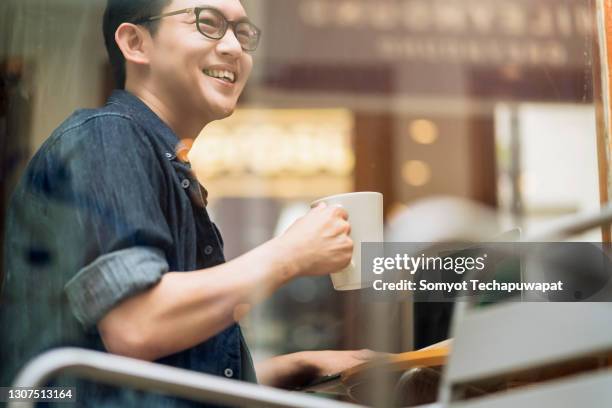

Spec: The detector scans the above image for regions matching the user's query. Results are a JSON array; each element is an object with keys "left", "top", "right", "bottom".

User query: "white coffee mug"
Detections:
[{"left": 311, "top": 192, "right": 384, "bottom": 290}]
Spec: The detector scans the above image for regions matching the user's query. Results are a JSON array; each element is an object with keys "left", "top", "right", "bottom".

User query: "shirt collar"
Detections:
[
  {"left": 105, "top": 90, "right": 209, "bottom": 204},
  {"left": 106, "top": 90, "right": 182, "bottom": 157}
]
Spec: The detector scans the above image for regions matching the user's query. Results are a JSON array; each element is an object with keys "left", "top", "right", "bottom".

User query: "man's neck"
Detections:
[{"left": 126, "top": 85, "right": 209, "bottom": 141}]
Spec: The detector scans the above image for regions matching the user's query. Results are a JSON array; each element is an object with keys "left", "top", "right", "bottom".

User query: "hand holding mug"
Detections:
[
  {"left": 279, "top": 202, "right": 354, "bottom": 277},
  {"left": 311, "top": 192, "right": 384, "bottom": 290}
]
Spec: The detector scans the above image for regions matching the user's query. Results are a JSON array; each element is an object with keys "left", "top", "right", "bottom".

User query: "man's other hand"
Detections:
[{"left": 256, "top": 349, "right": 384, "bottom": 390}]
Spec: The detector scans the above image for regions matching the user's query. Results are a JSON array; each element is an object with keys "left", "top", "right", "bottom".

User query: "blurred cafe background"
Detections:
[{"left": 0, "top": 0, "right": 605, "bottom": 376}]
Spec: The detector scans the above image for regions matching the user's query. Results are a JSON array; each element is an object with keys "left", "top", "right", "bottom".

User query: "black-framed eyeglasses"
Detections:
[{"left": 136, "top": 7, "right": 261, "bottom": 52}]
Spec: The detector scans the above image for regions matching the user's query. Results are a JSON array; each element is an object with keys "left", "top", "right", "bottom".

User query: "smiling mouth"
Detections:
[{"left": 203, "top": 69, "right": 236, "bottom": 84}]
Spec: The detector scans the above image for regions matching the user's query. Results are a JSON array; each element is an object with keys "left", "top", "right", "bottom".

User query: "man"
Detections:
[{"left": 0, "top": 0, "right": 373, "bottom": 405}]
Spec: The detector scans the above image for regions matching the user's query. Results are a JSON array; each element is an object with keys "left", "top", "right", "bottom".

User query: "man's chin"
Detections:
[{"left": 206, "top": 103, "right": 236, "bottom": 121}]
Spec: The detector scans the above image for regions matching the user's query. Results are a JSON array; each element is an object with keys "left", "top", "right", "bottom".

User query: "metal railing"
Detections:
[{"left": 9, "top": 348, "right": 363, "bottom": 408}]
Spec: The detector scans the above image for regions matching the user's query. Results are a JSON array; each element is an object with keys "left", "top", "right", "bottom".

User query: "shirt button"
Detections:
[
  {"left": 204, "top": 245, "right": 214, "bottom": 255},
  {"left": 224, "top": 368, "right": 233, "bottom": 378},
  {"left": 165, "top": 152, "right": 173, "bottom": 159},
  {"left": 181, "top": 179, "right": 191, "bottom": 189}
]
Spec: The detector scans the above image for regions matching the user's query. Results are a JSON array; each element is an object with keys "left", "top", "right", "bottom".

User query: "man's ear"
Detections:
[{"left": 115, "top": 23, "right": 151, "bottom": 65}]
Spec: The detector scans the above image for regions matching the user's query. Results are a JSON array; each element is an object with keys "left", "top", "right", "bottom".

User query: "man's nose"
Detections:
[{"left": 217, "top": 28, "right": 242, "bottom": 57}]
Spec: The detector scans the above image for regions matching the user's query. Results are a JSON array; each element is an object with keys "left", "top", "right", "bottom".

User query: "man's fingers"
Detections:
[
  {"left": 331, "top": 205, "right": 349, "bottom": 221},
  {"left": 345, "top": 222, "right": 352, "bottom": 236}
]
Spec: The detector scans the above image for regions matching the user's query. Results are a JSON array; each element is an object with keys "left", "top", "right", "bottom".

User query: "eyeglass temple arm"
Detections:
[{"left": 147, "top": 8, "right": 194, "bottom": 22}]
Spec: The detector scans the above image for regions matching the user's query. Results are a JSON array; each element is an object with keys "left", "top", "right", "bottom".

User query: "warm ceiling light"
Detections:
[
  {"left": 409, "top": 119, "right": 438, "bottom": 145},
  {"left": 402, "top": 160, "right": 432, "bottom": 187}
]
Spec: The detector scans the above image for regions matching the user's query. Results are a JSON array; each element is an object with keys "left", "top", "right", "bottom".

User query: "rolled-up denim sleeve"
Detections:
[
  {"left": 48, "top": 115, "right": 175, "bottom": 329},
  {"left": 65, "top": 246, "right": 168, "bottom": 328}
]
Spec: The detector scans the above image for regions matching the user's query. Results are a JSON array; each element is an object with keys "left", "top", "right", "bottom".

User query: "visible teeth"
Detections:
[{"left": 203, "top": 69, "right": 236, "bottom": 83}]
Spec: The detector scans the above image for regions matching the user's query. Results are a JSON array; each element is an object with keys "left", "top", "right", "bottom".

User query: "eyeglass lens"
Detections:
[{"left": 197, "top": 8, "right": 260, "bottom": 51}]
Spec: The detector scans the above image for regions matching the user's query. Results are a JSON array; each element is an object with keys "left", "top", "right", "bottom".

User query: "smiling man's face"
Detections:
[{"left": 146, "top": 0, "right": 254, "bottom": 123}]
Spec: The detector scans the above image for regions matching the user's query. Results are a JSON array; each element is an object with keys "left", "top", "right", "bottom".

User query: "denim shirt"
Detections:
[{"left": 0, "top": 90, "right": 257, "bottom": 407}]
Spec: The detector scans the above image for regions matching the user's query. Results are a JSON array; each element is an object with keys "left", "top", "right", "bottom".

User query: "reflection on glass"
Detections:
[{"left": 0, "top": 0, "right": 605, "bottom": 406}]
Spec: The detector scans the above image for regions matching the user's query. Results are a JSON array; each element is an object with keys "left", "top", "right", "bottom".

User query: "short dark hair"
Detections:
[{"left": 103, "top": 0, "right": 172, "bottom": 89}]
